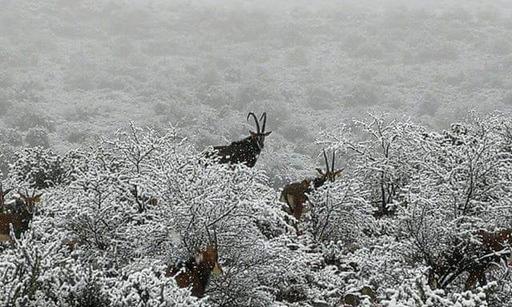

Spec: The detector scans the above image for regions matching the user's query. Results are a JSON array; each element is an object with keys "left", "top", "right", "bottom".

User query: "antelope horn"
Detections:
[
  {"left": 247, "top": 112, "right": 261, "bottom": 134},
  {"left": 213, "top": 226, "right": 218, "bottom": 250},
  {"left": 260, "top": 112, "right": 267, "bottom": 133},
  {"left": 205, "top": 223, "right": 212, "bottom": 244},
  {"left": 323, "top": 149, "right": 329, "bottom": 173},
  {"left": 332, "top": 150, "right": 336, "bottom": 173}
]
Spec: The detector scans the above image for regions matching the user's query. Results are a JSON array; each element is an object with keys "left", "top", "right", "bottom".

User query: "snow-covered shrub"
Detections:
[
  {"left": 0, "top": 232, "right": 206, "bottom": 307},
  {"left": 33, "top": 123, "right": 287, "bottom": 305},
  {"left": 0, "top": 231, "right": 110, "bottom": 307},
  {"left": 319, "top": 114, "right": 425, "bottom": 217},
  {"left": 397, "top": 114, "right": 512, "bottom": 290},
  {"left": 3, "top": 115, "right": 512, "bottom": 306},
  {"left": 306, "top": 177, "right": 374, "bottom": 244},
  {"left": 314, "top": 113, "right": 512, "bottom": 305},
  {"left": 381, "top": 272, "right": 494, "bottom": 307},
  {"left": 8, "top": 147, "right": 70, "bottom": 189},
  {"left": 108, "top": 267, "right": 207, "bottom": 307}
]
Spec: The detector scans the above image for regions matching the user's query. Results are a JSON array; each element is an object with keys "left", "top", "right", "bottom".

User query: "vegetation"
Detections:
[
  {"left": 1, "top": 113, "right": 512, "bottom": 306},
  {"left": 2, "top": 1, "right": 512, "bottom": 305}
]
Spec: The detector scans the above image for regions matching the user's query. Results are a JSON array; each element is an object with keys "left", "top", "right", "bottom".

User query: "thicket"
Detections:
[{"left": 2, "top": 113, "right": 512, "bottom": 306}]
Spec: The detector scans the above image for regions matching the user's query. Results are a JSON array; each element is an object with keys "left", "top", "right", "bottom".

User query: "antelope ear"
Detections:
[
  {"left": 316, "top": 168, "right": 324, "bottom": 175},
  {"left": 195, "top": 253, "right": 204, "bottom": 263},
  {"left": 33, "top": 194, "right": 43, "bottom": 203},
  {"left": 250, "top": 131, "right": 257, "bottom": 137},
  {"left": 263, "top": 131, "right": 272, "bottom": 136},
  {"left": 212, "top": 262, "right": 223, "bottom": 276},
  {"left": 334, "top": 170, "right": 343, "bottom": 176}
]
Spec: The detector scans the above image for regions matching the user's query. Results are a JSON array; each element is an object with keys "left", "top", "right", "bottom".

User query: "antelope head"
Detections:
[
  {"left": 247, "top": 112, "right": 272, "bottom": 150},
  {"left": 202, "top": 226, "right": 223, "bottom": 277},
  {"left": 0, "top": 189, "right": 42, "bottom": 242},
  {"left": 167, "top": 225, "right": 222, "bottom": 297},
  {"left": 17, "top": 189, "right": 42, "bottom": 215},
  {"left": 314, "top": 149, "right": 343, "bottom": 187}
]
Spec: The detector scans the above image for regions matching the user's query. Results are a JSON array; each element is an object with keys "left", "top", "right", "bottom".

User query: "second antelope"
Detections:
[
  {"left": 0, "top": 190, "right": 42, "bottom": 242},
  {"left": 280, "top": 149, "right": 342, "bottom": 224},
  {"left": 429, "top": 228, "right": 512, "bottom": 290},
  {"left": 165, "top": 229, "right": 223, "bottom": 297},
  {"left": 211, "top": 112, "right": 271, "bottom": 168}
]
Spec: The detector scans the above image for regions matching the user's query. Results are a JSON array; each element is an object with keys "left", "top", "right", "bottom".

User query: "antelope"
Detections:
[
  {"left": 211, "top": 112, "right": 271, "bottom": 168},
  {"left": 428, "top": 228, "right": 512, "bottom": 290},
  {"left": 166, "top": 229, "right": 223, "bottom": 297},
  {"left": 0, "top": 190, "right": 42, "bottom": 242},
  {"left": 280, "top": 150, "right": 342, "bottom": 226}
]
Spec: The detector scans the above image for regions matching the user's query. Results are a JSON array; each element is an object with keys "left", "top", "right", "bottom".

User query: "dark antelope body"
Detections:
[
  {"left": 429, "top": 228, "right": 512, "bottom": 290},
  {"left": 0, "top": 190, "right": 42, "bottom": 242},
  {"left": 212, "top": 112, "right": 271, "bottom": 168},
  {"left": 166, "top": 230, "right": 222, "bottom": 297},
  {"left": 280, "top": 150, "right": 342, "bottom": 222}
]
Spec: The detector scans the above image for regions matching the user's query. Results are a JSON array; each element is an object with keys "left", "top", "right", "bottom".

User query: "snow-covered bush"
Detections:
[
  {"left": 0, "top": 232, "right": 205, "bottom": 307},
  {"left": 306, "top": 177, "right": 374, "bottom": 244},
  {"left": 396, "top": 114, "right": 512, "bottom": 290},
  {"left": 319, "top": 114, "right": 425, "bottom": 217},
  {"left": 18, "top": 123, "right": 287, "bottom": 306},
  {"left": 3, "top": 114, "right": 512, "bottom": 306},
  {"left": 8, "top": 147, "right": 70, "bottom": 189},
  {"left": 381, "top": 272, "right": 495, "bottom": 307}
]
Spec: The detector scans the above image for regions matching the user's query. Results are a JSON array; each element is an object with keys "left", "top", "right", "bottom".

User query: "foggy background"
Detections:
[{"left": 2, "top": 0, "right": 512, "bottom": 185}]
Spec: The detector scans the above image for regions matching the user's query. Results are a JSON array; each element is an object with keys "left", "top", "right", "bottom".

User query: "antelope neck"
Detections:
[
  {"left": 246, "top": 135, "right": 263, "bottom": 150},
  {"left": 312, "top": 177, "right": 327, "bottom": 189}
]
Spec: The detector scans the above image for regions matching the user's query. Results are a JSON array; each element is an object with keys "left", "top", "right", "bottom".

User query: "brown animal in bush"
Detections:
[
  {"left": 0, "top": 190, "right": 42, "bottom": 242},
  {"left": 211, "top": 112, "right": 271, "bottom": 168},
  {"left": 166, "top": 232, "right": 222, "bottom": 297},
  {"left": 280, "top": 149, "right": 342, "bottom": 222},
  {"left": 429, "top": 228, "right": 512, "bottom": 289}
]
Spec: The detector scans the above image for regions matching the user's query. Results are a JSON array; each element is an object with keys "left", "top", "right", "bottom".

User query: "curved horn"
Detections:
[
  {"left": 204, "top": 223, "right": 212, "bottom": 243},
  {"left": 213, "top": 226, "right": 218, "bottom": 250},
  {"left": 323, "top": 149, "right": 329, "bottom": 173},
  {"left": 247, "top": 112, "right": 261, "bottom": 134},
  {"left": 332, "top": 150, "right": 336, "bottom": 173},
  {"left": 260, "top": 112, "right": 267, "bottom": 133}
]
